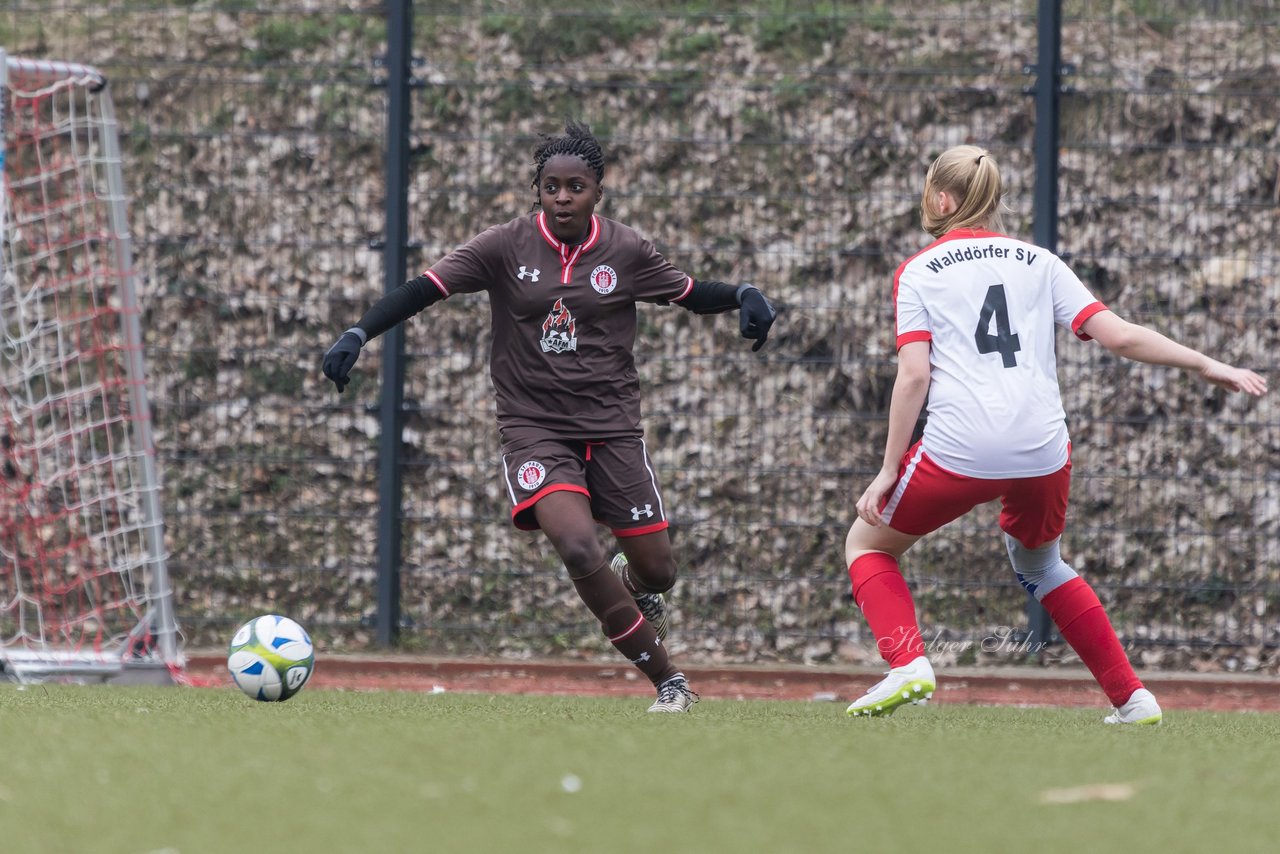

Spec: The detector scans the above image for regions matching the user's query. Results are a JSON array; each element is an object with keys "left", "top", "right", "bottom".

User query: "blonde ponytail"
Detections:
[{"left": 920, "top": 145, "right": 1006, "bottom": 238}]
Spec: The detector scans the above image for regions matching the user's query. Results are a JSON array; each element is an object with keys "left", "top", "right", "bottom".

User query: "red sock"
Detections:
[
  {"left": 849, "top": 553, "right": 923, "bottom": 668},
  {"left": 1040, "top": 577, "right": 1142, "bottom": 707}
]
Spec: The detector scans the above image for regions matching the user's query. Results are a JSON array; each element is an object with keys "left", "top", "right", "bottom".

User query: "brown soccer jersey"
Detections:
[{"left": 423, "top": 212, "right": 694, "bottom": 438}]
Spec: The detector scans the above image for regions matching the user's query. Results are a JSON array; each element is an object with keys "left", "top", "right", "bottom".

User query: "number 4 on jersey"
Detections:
[{"left": 974, "top": 284, "right": 1021, "bottom": 368}]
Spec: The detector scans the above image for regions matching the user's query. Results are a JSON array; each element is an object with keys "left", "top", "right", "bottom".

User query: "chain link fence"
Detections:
[{"left": 5, "top": 0, "right": 1276, "bottom": 671}]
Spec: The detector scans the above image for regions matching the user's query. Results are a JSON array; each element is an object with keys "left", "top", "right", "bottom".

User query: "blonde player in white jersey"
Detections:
[{"left": 844, "top": 144, "right": 1267, "bottom": 724}]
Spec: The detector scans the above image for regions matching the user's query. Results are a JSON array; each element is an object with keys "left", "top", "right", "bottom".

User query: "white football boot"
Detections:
[
  {"left": 846, "top": 655, "right": 936, "bottom": 717},
  {"left": 1103, "top": 688, "right": 1163, "bottom": 725}
]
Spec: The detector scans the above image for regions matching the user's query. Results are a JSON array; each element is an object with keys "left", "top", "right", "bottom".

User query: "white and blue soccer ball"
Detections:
[{"left": 227, "top": 614, "right": 315, "bottom": 702}]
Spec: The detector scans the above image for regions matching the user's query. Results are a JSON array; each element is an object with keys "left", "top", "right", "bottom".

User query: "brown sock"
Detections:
[
  {"left": 571, "top": 560, "right": 678, "bottom": 686},
  {"left": 616, "top": 555, "right": 675, "bottom": 595},
  {"left": 616, "top": 562, "right": 641, "bottom": 596}
]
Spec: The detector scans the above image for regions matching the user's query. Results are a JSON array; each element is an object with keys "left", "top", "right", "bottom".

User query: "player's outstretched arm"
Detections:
[
  {"left": 673, "top": 280, "right": 778, "bottom": 351},
  {"left": 1081, "top": 309, "right": 1268, "bottom": 396},
  {"left": 321, "top": 273, "right": 449, "bottom": 393}
]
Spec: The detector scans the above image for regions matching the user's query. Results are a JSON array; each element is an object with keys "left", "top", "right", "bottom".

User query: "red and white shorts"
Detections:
[{"left": 880, "top": 442, "right": 1071, "bottom": 549}]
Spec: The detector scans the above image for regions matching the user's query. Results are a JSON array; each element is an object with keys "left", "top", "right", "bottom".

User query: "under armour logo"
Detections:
[
  {"left": 630, "top": 504, "right": 654, "bottom": 521},
  {"left": 633, "top": 652, "right": 651, "bottom": 663},
  {"left": 517, "top": 265, "right": 541, "bottom": 282}
]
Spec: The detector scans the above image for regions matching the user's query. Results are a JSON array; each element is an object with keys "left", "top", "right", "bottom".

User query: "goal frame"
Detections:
[{"left": 0, "top": 49, "right": 181, "bottom": 684}]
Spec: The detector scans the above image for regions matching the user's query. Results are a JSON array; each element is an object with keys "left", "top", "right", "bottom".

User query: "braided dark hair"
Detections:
[{"left": 531, "top": 119, "right": 605, "bottom": 189}]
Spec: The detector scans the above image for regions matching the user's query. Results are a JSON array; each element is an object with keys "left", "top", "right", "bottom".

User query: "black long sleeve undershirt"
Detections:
[
  {"left": 670, "top": 279, "right": 745, "bottom": 315},
  {"left": 356, "top": 274, "right": 746, "bottom": 341},
  {"left": 355, "top": 274, "right": 446, "bottom": 341}
]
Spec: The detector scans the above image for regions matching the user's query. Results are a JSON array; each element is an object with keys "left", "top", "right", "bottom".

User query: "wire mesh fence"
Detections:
[{"left": 4, "top": 0, "right": 1276, "bottom": 670}]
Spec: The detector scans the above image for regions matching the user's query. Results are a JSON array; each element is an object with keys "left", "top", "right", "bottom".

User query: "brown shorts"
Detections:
[{"left": 500, "top": 432, "right": 668, "bottom": 536}]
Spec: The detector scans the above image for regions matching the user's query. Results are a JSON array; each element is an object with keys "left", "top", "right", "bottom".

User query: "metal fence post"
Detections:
[
  {"left": 375, "top": 0, "right": 413, "bottom": 646},
  {"left": 1025, "top": 0, "right": 1065, "bottom": 652}
]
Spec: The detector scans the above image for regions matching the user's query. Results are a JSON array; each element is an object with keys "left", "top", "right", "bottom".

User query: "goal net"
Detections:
[{"left": 0, "top": 50, "right": 180, "bottom": 683}]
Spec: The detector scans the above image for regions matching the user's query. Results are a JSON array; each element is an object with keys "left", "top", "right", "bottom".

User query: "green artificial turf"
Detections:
[{"left": 1, "top": 685, "right": 1276, "bottom": 853}]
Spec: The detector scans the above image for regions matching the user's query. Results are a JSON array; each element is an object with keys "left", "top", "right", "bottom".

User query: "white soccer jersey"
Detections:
[{"left": 893, "top": 228, "right": 1107, "bottom": 479}]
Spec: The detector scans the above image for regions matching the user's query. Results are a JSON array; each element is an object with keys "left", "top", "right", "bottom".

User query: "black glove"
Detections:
[
  {"left": 737, "top": 285, "right": 776, "bottom": 352},
  {"left": 322, "top": 329, "right": 364, "bottom": 392}
]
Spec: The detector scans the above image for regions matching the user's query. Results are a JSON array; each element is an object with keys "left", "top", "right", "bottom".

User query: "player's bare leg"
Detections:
[
  {"left": 611, "top": 530, "right": 675, "bottom": 641},
  {"left": 535, "top": 492, "right": 695, "bottom": 711}
]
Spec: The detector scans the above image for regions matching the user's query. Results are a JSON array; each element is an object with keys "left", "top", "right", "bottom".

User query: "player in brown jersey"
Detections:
[{"left": 324, "top": 120, "right": 776, "bottom": 712}]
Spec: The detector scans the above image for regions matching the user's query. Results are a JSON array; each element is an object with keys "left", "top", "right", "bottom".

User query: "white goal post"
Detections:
[{"left": 0, "top": 49, "right": 181, "bottom": 683}]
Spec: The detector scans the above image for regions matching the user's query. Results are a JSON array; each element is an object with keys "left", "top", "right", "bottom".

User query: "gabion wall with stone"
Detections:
[{"left": 7, "top": 0, "right": 1277, "bottom": 672}]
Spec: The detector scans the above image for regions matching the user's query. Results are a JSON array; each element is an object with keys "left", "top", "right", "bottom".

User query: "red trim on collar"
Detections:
[
  {"left": 536, "top": 211, "right": 601, "bottom": 252},
  {"left": 535, "top": 210, "right": 559, "bottom": 249},
  {"left": 536, "top": 213, "right": 602, "bottom": 284}
]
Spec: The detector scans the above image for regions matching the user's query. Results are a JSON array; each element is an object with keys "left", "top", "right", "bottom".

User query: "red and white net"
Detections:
[{"left": 1, "top": 59, "right": 172, "bottom": 670}]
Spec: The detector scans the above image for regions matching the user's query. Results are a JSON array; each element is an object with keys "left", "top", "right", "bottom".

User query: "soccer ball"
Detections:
[{"left": 227, "top": 614, "right": 315, "bottom": 701}]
